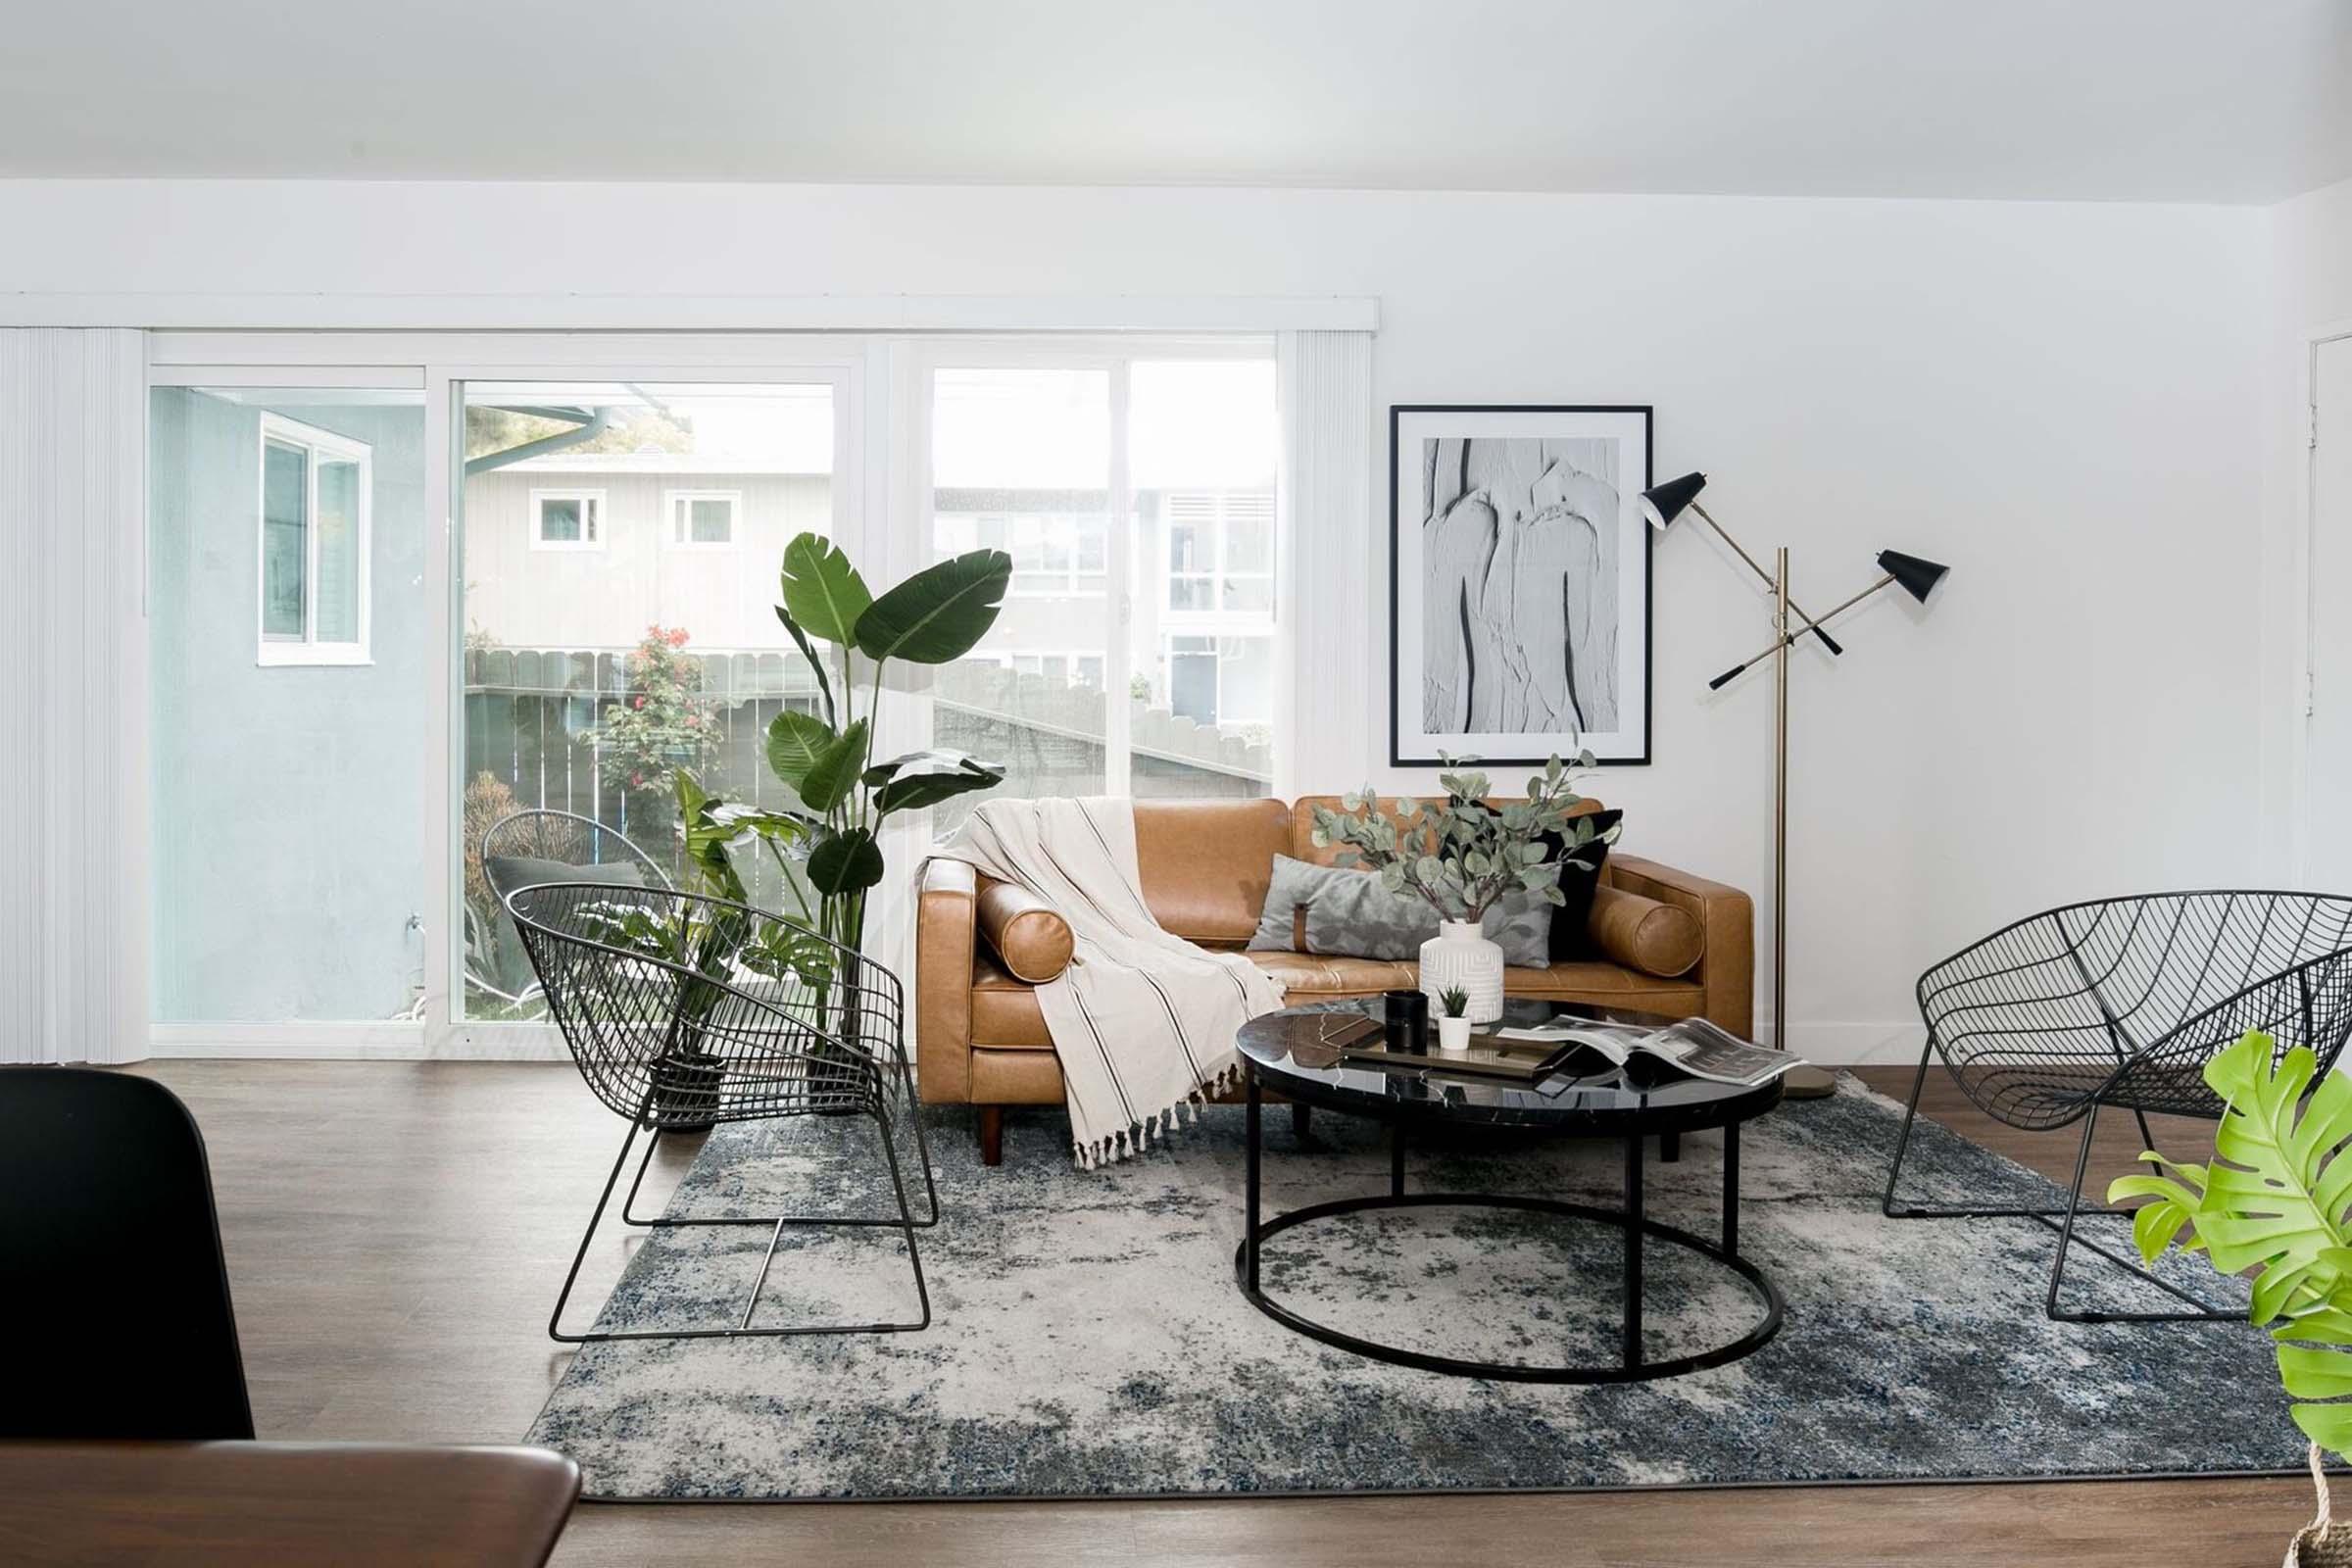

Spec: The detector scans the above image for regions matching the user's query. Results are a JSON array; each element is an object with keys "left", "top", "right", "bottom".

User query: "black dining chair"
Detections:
[
  {"left": 1886, "top": 891, "right": 2352, "bottom": 1322},
  {"left": 0, "top": 1067, "right": 254, "bottom": 1439}
]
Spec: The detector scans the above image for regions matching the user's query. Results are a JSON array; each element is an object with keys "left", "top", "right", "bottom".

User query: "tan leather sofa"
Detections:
[{"left": 916, "top": 797, "right": 1754, "bottom": 1164}]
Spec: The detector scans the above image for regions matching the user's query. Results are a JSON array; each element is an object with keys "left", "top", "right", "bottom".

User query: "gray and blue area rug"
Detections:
[{"left": 527, "top": 1077, "right": 2291, "bottom": 1500}]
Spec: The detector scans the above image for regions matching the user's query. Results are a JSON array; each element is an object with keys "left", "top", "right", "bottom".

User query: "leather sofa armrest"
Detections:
[
  {"left": 976, "top": 875, "right": 1075, "bottom": 983},
  {"left": 916, "top": 858, "right": 979, "bottom": 1103},
  {"left": 1587, "top": 884, "right": 1704, "bottom": 978},
  {"left": 1603, "top": 854, "right": 1754, "bottom": 1039}
]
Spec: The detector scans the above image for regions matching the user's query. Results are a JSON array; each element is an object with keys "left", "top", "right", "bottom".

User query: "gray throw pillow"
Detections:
[
  {"left": 483, "top": 855, "right": 651, "bottom": 902},
  {"left": 1247, "top": 855, "right": 1552, "bottom": 968}
]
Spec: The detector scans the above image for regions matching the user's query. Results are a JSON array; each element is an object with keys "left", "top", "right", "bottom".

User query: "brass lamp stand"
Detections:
[{"left": 1641, "top": 472, "right": 1949, "bottom": 1097}]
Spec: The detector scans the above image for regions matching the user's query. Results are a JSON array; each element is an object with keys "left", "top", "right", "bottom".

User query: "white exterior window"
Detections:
[
  {"left": 665, "top": 488, "right": 740, "bottom": 549},
  {"left": 257, "top": 413, "right": 371, "bottom": 666},
  {"left": 1164, "top": 633, "right": 1274, "bottom": 729},
  {"left": 1165, "top": 490, "right": 1274, "bottom": 615},
  {"left": 531, "top": 488, "right": 606, "bottom": 551}
]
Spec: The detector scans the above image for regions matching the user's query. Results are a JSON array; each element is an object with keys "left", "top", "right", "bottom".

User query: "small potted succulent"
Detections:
[{"left": 1436, "top": 986, "right": 1473, "bottom": 1053}]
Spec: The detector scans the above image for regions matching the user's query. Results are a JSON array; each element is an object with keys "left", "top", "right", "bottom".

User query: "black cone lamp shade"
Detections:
[
  {"left": 1877, "top": 550, "right": 1950, "bottom": 604},
  {"left": 1640, "top": 471, "right": 1707, "bottom": 531}
]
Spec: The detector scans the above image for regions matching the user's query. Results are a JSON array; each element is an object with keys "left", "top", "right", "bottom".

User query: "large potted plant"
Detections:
[
  {"left": 1309, "top": 753, "right": 1616, "bottom": 1023},
  {"left": 2109, "top": 1029, "right": 2352, "bottom": 1563},
  {"left": 676, "top": 531, "right": 1013, "bottom": 954}
]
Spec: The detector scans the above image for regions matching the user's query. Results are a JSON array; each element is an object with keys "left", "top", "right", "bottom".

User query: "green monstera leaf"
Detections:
[
  {"left": 807, "top": 826, "right": 885, "bottom": 898},
  {"left": 764, "top": 710, "right": 837, "bottom": 794},
  {"left": 775, "top": 604, "right": 836, "bottom": 728},
  {"left": 2110, "top": 1030, "right": 2352, "bottom": 1457},
  {"left": 853, "top": 549, "right": 1011, "bottom": 665},
  {"left": 778, "top": 532, "right": 872, "bottom": 645},
  {"left": 797, "top": 719, "right": 869, "bottom": 814},
  {"left": 863, "top": 748, "right": 1006, "bottom": 815}
]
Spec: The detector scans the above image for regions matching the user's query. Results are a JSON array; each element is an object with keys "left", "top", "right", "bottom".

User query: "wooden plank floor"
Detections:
[{"left": 129, "top": 1060, "right": 2313, "bottom": 1567}]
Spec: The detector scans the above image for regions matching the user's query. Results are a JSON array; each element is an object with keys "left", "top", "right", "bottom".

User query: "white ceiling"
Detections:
[{"left": 4, "top": 0, "right": 2346, "bottom": 203}]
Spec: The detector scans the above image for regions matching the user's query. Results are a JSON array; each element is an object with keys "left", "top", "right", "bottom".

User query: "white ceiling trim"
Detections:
[{"left": 6, "top": 292, "right": 1379, "bottom": 334}]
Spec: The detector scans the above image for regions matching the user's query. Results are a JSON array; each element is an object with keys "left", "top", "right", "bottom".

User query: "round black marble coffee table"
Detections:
[{"left": 1233, "top": 999, "right": 1786, "bottom": 1383}]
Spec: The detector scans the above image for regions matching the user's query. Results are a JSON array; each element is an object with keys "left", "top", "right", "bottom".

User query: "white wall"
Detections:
[
  {"left": 2258, "top": 175, "right": 2352, "bottom": 883},
  {"left": 0, "top": 179, "right": 2275, "bottom": 1058}
]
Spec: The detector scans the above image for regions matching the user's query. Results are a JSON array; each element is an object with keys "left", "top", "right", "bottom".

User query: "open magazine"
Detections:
[{"left": 1494, "top": 1017, "right": 1801, "bottom": 1088}]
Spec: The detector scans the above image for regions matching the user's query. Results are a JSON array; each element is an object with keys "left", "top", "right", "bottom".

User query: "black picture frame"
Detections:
[{"left": 1388, "top": 404, "right": 1654, "bottom": 767}]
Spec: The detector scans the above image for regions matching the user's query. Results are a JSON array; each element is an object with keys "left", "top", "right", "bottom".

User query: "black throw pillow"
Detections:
[{"left": 1539, "top": 808, "right": 1622, "bottom": 962}]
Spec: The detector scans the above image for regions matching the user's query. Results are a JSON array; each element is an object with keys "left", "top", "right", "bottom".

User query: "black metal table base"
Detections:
[{"left": 1235, "top": 1073, "right": 1784, "bottom": 1384}]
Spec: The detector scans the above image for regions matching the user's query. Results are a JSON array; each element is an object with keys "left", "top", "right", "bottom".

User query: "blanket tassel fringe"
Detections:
[{"left": 1072, "top": 1062, "right": 1241, "bottom": 1170}]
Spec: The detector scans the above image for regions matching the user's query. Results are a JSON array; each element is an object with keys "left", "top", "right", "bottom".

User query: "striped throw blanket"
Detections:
[{"left": 933, "top": 797, "right": 1288, "bottom": 1168}]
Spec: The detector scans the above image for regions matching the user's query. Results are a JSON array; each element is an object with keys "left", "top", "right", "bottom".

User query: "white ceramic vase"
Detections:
[
  {"left": 1420, "top": 919, "right": 1505, "bottom": 1024},
  {"left": 1436, "top": 1015, "right": 1474, "bottom": 1053}
]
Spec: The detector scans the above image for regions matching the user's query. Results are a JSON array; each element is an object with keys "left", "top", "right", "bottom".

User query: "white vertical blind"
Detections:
[
  {"left": 0, "top": 328, "right": 149, "bottom": 1063},
  {"left": 1274, "top": 329, "right": 1375, "bottom": 798}
]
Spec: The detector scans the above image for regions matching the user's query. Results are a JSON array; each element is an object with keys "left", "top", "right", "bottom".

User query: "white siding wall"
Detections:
[{"left": 463, "top": 466, "right": 829, "bottom": 651}]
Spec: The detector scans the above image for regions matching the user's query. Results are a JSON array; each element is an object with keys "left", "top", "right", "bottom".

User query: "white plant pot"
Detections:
[
  {"left": 1436, "top": 1015, "right": 1474, "bottom": 1053},
  {"left": 1420, "top": 920, "right": 1505, "bottom": 1025}
]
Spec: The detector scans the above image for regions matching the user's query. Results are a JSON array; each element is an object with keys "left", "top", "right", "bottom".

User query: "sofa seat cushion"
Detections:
[
  {"left": 969, "top": 956, "right": 1054, "bottom": 1050},
  {"left": 1503, "top": 961, "right": 1708, "bottom": 1013},
  {"left": 1245, "top": 951, "right": 1419, "bottom": 996}
]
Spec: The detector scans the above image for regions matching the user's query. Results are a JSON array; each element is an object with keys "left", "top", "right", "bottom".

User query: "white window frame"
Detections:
[
  {"left": 529, "top": 487, "right": 607, "bottom": 552},
  {"left": 1163, "top": 489, "right": 1276, "bottom": 626},
  {"left": 915, "top": 335, "right": 1280, "bottom": 795},
  {"left": 1161, "top": 631, "right": 1274, "bottom": 729},
  {"left": 664, "top": 487, "right": 741, "bottom": 551},
  {"left": 256, "top": 411, "right": 373, "bottom": 667}
]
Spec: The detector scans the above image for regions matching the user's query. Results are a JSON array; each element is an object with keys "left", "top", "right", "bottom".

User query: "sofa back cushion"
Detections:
[
  {"left": 1289, "top": 796, "right": 1608, "bottom": 866},
  {"left": 1133, "top": 798, "right": 1295, "bottom": 946}
]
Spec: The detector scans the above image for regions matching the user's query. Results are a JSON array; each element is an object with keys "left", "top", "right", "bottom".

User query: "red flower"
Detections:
[
  {"left": 667, "top": 628, "right": 690, "bottom": 648},
  {"left": 629, "top": 772, "right": 645, "bottom": 789},
  {"left": 633, "top": 696, "right": 646, "bottom": 710}
]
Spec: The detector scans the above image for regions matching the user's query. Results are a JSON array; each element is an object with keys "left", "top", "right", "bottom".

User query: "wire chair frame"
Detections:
[
  {"left": 1885, "top": 890, "right": 2352, "bottom": 1324},
  {"left": 470, "top": 809, "right": 675, "bottom": 1008},
  {"left": 507, "top": 880, "right": 937, "bottom": 1342},
  {"left": 481, "top": 808, "right": 676, "bottom": 891}
]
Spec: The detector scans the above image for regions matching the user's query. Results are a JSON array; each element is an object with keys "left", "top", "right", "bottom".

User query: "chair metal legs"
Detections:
[
  {"left": 1882, "top": 1040, "right": 2234, "bottom": 1323},
  {"left": 550, "top": 1102, "right": 933, "bottom": 1345},
  {"left": 617, "top": 1054, "right": 940, "bottom": 1232}
]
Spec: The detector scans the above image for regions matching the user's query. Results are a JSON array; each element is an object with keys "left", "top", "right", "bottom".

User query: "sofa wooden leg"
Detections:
[
  {"left": 1291, "top": 1101, "right": 1312, "bottom": 1143},
  {"left": 979, "top": 1105, "right": 1004, "bottom": 1167}
]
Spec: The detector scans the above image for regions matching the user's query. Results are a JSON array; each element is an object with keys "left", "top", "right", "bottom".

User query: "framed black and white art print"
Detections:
[{"left": 1390, "top": 405, "right": 1652, "bottom": 766}]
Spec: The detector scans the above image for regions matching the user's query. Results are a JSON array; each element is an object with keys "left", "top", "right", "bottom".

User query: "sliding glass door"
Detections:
[
  {"left": 143, "top": 332, "right": 1278, "bottom": 1054},
  {"left": 454, "top": 375, "right": 848, "bottom": 1018}
]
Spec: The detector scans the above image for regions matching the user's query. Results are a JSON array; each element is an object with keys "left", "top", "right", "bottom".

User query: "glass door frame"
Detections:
[
  {"left": 905, "top": 333, "right": 1280, "bottom": 801},
  {"left": 144, "top": 329, "right": 1275, "bottom": 1058},
  {"left": 150, "top": 333, "right": 871, "bottom": 1058}
]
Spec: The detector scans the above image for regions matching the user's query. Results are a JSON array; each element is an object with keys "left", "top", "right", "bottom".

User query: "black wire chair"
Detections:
[
  {"left": 473, "top": 810, "right": 673, "bottom": 1010},
  {"left": 1886, "top": 891, "right": 2352, "bottom": 1322},
  {"left": 506, "top": 880, "right": 937, "bottom": 1343}
]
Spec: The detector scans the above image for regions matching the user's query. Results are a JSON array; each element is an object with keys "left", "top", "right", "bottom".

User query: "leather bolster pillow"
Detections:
[
  {"left": 1586, "top": 884, "right": 1705, "bottom": 978},
  {"left": 975, "top": 876, "right": 1076, "bottom": 983}
]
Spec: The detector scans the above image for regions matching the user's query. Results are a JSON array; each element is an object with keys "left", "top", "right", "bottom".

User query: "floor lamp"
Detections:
[{"left": 1640, "top": 471, "right": 1950, "bottom": 1098}]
